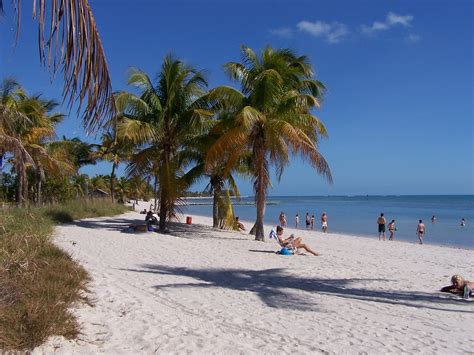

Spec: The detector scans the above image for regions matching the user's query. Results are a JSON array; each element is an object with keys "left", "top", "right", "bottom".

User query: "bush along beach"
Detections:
[{"left": 0, "top": 200, "right": 129, "bottom": 350}]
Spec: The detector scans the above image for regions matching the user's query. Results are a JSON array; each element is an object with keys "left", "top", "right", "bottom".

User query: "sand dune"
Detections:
[{"left": 34, "top": 210, "right": 473, "bottom": 354}]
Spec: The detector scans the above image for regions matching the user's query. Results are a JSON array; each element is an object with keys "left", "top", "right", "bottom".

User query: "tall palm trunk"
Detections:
[
  {"left": 15, "top": 161, "right": 27, "bottom": 207},
  {"left": 253, "top": 141, "right": 267, "bottom": 241},
  {"left": 153, "top": 171, "right": 158, "bottom": 212},
  {"left": 110, "top": 160, "right": 117, "bottom": 203},
  {"left": 158, "top": 148, "right": 171, "bottom": 232},
  {"left": 211, "top": 178, "right": 221, "bottom": 228},
  {"left": 35, "top": 163, "right": 43, "bottom": 206}
]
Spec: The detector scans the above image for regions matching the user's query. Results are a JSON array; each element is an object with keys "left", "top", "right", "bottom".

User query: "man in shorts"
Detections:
[{"left": 377, "top": 213, "right": 386, "bottom": 241}]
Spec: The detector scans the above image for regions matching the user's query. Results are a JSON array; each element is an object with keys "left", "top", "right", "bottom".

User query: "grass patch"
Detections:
[{"left": 0, "top": 200, "right": 129, "bottom": 350}]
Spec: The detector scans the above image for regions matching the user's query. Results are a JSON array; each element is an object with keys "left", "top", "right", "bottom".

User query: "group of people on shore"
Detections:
[
  {"left": 377, "top": 213, "right": 467, "bottom": 244},
  {"left": 278, "top": 212, "right": 328, "bottom": 233}
]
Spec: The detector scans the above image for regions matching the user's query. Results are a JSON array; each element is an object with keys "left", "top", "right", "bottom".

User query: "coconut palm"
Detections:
[
  {"left": 99, "top": 92, "right": 143, "bottom": 203},
  {"left": 204, "top": 46, "right": 332, "bottom": 240},
  {"left": 120, "top": 55, "right": 211, "bottom": 231},
  {"left": 115, "top": 176, "right": 131, "bottom": 203},
  {"left": 0, "top": 79, "right": 33, "bottom": 206},
  {"left": 0, "top": 79, "right": 73, "bottom": 206},
  {"left": 182, "top": 130, "right": 251, "bottom": 229},
  {"left": 0, "top": 1, "right": 114, "bottom": 129},
  {"left": 17, "top": 96, "right": 75, "bottom": 205}
]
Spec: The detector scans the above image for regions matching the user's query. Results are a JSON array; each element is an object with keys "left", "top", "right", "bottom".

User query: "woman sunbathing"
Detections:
[
  {"left": 440, "top": 275, "right": 473, "bottom": 298},
  {"left": 275, "top": 226, "right": 320, "bottom": 256}
]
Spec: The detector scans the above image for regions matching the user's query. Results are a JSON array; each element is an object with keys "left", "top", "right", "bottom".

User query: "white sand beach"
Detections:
[{"left": 34, "top": 210, "right": 474, "bottom": 354}]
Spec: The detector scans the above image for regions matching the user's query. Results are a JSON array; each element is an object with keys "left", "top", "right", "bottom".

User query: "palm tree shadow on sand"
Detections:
[{"left": 122, "top": 265, "right": 473, "bottom": 313}]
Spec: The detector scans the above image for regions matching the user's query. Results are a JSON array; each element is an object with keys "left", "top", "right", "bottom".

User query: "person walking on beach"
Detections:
[
  {"left": 295, "top": 214, "right": 299, "bottom": 228},
  {"left": 305, "top": 212, "right": 311, "bottom": 229},
  {"left": 279, "top": 212, "right": 285, "bottom": 227},
  {"left": 417, "top": 220, "right": 426, "bottom": 244},
  {"left": 311, "top": 214, "right": 315, "bottom": 230},
  {"left": 321, "top": 212, "right": 328, "bottom": 233},
  {"left": 377, "top": 213, "right": 386, "bottom": 241},
  {"left": 388, "top": 219, "right": 396, "bottom": 241}
]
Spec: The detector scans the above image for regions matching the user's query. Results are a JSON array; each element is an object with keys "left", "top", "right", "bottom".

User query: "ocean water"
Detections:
[{"left": 183, "top": 195, "right": 474, "bottom": 249}]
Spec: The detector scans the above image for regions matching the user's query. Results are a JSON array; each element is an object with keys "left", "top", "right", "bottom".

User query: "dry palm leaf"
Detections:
[{"left": 1, "top": 0, "right": 115, "bottom": 131}]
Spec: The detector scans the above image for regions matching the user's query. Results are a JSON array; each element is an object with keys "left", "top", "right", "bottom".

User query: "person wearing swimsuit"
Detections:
[
  {"left": 388, "top": 219, "right": 396, "bottom": 241},
  {"left": 321, "top": 212, "right": 328, "bottom": 233},
  {"left": 417, "top": 219, "right": 425, "bottom": 244}
]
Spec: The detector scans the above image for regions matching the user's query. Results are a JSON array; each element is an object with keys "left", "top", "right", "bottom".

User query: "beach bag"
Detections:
[{"left": 278, "top": 248, "right": 293, "bottom": 256}]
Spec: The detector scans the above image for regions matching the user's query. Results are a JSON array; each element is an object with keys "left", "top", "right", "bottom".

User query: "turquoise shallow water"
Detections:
[{"left": 183, "top": 195, "right": 474, "bottom": 249}]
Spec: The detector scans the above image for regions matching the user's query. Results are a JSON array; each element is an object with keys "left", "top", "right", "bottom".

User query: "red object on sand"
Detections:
[{"left": 186, "top": 216, "right": 192, "bottom": 225}]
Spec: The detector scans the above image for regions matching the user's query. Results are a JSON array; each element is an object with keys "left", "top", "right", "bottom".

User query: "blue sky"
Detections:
[{"left": 1, "top": 0, "right": 473, "bottom": 195}]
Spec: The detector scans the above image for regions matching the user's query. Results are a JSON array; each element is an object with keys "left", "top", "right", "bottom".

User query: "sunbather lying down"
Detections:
[
  {"left": 274, "top": 226, "right": 320, "bottom": 256},
  {"left": 441, "top": 275, "right": 473, "bottom": 299}
]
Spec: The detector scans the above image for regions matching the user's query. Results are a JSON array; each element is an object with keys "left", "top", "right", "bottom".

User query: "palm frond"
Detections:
[{"left": 4, "top": 0, "right": 116, "bottom": 129}]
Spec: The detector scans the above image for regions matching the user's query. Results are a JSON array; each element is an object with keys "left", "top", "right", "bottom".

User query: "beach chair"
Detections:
[{"left": 269, "top": 228, "right": 297, "bottom": 255}]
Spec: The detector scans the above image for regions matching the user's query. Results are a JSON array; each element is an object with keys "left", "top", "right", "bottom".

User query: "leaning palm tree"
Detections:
[
  {"left": 1, "top": 1, "right": 114, "bottom": 129},
  {"left": 120, "top": 55, "right": 211, "bottom": 232},
  {"left": 204, "top": 45, "right": 332, "bottom": 240},
  {"left": 182, "top": 130, "right": 250, "bottom": 229}
]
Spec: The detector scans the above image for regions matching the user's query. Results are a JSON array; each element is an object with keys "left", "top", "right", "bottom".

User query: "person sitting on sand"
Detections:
[
  {"left": 441, "top": 275, "right": 473, "bottom": 298},
  {"left": 145, "top": 211, "right": 158, "bottom": 225},
  {"left": 235, "top": 217, "right": 246, "bottom": 231},
  {"left": 275, "top": 226, "right": 320, "bottom": 256}
]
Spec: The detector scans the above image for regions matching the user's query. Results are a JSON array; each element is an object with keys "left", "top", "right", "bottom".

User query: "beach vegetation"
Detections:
[{"left": 0, "top": 200, "right": 128, "bottom": 350}]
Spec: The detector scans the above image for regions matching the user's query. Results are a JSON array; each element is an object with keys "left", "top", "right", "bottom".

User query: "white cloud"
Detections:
[
  {"left": 297, "top": 20, "right": 349, "bottom": 44},
  {"left": 361, "top": 12, "right": 414, "bottom": 35},
  {"left": 269, "top": 27, "right": 294, "bottom": 38},
  {"left": 406, "top": 34, "right": 421, "bottom": 43},
  {"left": 387, "top": 12, "right": 414, "bottom": 27}
]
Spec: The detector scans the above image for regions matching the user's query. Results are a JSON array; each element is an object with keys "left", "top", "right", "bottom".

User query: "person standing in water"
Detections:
[
  {"left": 377, "top": 213, "right": 386, "bottom": 241},
  {"left": 388, "top": 219, "right": 396, "bottom": 241},
  {"left": 417, "top": 220, "right": 426, "bottom": 244},
  {"left": 461, "top": 218, "right": 466, "bottom": 227},
  {"left": 305, "top": 212, "right": 311, "bottom": 229},
  {"left": 431, "top": 215, "right": 436, "bottom": 223},
  {"left": 321, "top": 212, "right": 328, "bottom": 233},
  {"left": 311, "top": 214, "right": 315, "bottom": 230},
  {"left": 295, "top": 214, "right": 299, "bottom": 228}
]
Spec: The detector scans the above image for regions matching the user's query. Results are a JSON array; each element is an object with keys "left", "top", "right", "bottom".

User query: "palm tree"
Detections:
[
  {"left": 1, "top": 1, "right": 114, "bottom": 129},
  {"left": 17, "top": 95, "right": 75, "bottom": 205},
  {"left": 99, "top": 92, "right": 140, "bottom": 203},
  {"left": 71, "top": 174, "right": 90, "bottom": 198},
  {"left": 0, "top": 79, "right": 33, "bottom": 206},
  {"left": 120, "top": 55, "right": 211, "bottom": 232},
  {"left": 204, "top": 46, "right": 332, "bottom": 240},
  {"left": 183, "top": 130, "right": 250, "bottom": 229},
  {"left": 115, "top": 176, "right": 130, "bottom": 203}
]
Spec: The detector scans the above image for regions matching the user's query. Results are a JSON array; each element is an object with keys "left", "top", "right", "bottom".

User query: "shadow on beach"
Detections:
[
  {"left": 122, "top": 265, "right": 474, "bottom": 314},
  {"left": 70, "top": 216, "right": 249, "bottom": 240}
]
